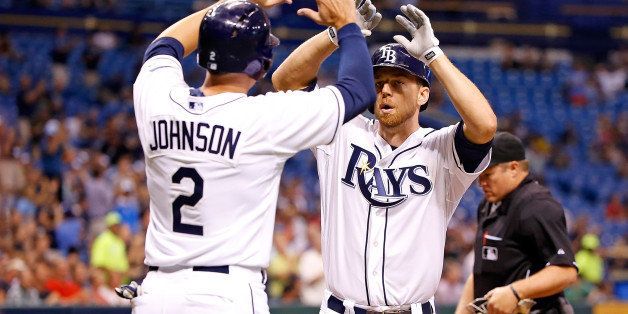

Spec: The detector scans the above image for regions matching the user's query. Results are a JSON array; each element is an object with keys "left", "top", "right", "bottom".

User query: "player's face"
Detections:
[
  {"left": 478, "top": 163, "right": 515, "bottom": 202},
  {"left": 374, "top": 68, "right": 428, "bottom": 128}
]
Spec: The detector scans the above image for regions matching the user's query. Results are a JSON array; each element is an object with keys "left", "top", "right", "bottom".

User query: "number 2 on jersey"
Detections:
[{"left": 171, "top": 167, "right": 204, "bottom": 236}]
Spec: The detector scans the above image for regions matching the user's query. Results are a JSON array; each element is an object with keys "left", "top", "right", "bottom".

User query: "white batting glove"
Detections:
[
  {"left": 115, "top": 281, "right": 141, "bottom": 299},
  {"left": 328, "top": 0, "right": 382, "bottom": 46},
  {"left": 393, "top": 4, "right": 443, "bottom": 65}
]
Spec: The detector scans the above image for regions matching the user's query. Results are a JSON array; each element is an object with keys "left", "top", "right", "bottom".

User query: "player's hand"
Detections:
[
  {"left": 484, "top": 286, "right": 518, "bottom": 314},
  {"left": 327, "top": 0, "right": 381, "bottom": 46},
  {"left": 251, "top": 0, "right": 292, "bottom": 9},
  {"left": 393, "top": 4, "right": 443, "bottom": 65},
  {"left": 297, "top": 0, "right": 357, "bottom": 29},
  {"left": 356, "top": 0, "right": 382, "bottom": 36},
  {"left": 115, "top": 281, "right": 140, "bottom": 300}
]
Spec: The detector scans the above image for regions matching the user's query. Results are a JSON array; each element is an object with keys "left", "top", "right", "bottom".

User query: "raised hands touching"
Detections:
[{"left": 393, "top": 4, "right": 443, "bottom": 65}]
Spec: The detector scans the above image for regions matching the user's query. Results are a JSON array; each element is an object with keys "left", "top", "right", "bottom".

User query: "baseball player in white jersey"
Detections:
[
  {"left": 127, "top": 0, "right": 379, "bottom": 312},
  {"left": 273, "top": 3, "right": 497, "bottom": 313}
]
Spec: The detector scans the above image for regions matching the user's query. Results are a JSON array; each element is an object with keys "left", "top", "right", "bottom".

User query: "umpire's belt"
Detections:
[
  {"left": 327, "top": 295, "right": 433, "bottom": 314},
  {"left": 148, "top": 265, "right": 229, "bottom": 274}
]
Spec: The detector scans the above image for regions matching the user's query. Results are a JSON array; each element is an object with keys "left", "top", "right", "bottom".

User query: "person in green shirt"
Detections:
[
  {"left": 575, "top": 233, "right": 604, "bottom": 284},
  {"left": 91, "top": 212, "right": 129, "bottom": 285}
]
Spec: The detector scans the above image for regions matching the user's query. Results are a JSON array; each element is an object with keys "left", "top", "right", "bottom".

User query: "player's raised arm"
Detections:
[
  {"left": 272, "top": 31, "right": 335, "bottom": 91},
  {"left": 272, "top": 0, "right": 381, "bottom": 92},
  {"left": 394, "top": 5, "right": 496, "bottom": 144},
  {"left": 292, "top": 0, "right": 379, "bottom": 121}
]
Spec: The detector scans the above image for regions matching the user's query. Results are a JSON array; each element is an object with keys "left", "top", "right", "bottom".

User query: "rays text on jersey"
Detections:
[
  {"left": 149, "top": 119, "right": 241, "bottom": 160},
  {"left": 341, "top": 144, "right": 433, "bottom": 208}
]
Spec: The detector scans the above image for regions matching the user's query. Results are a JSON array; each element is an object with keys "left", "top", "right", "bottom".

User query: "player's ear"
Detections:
[{"left": 416, "top": 86, "right": 430, "bottom": 109}]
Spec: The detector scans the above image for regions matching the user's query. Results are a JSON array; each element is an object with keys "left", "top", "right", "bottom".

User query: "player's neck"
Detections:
[
  {"left": 379, "top": 119, "right": 420, "bottom": 148},
  {"left": 200, "top": 73, "right": 256, "bottom": 95}
]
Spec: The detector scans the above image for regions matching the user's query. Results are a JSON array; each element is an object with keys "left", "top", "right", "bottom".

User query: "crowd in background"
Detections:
[{"left": 0, "top": 2, "right": 627, "bottom": 309}]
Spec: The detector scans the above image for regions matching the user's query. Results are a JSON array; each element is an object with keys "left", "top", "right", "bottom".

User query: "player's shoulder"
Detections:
[
  {"left": 139, "top": 54, "right": 182, "bottom": 74},
  {"left": 345, "top": 114, "right": 373, "bottom": 129},
  {"left": 419, "top": 123, "right": 457, "bottom": 143},
  {"left": 315, "top": 115, "right": 372, "bottom": 152},
  {"left": 135, "top": 54, "right": 183, "bottom": 90},
  {"left": 339, "top": 115, "right": 376, "bottom": 137}
]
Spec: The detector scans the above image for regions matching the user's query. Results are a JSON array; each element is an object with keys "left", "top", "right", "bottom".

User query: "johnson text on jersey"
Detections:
[{"left": 148, "top": 119, "right": 241, "bottom": 160}]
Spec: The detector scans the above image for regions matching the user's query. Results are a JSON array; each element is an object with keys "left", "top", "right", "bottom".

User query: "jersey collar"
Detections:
[{"left": 372, "top": 121, "right": 433, "bottom": 161}]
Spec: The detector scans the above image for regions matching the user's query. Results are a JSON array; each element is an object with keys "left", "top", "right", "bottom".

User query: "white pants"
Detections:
[{"left": 132, "top": 266, "right": 269, "bottom": 314}]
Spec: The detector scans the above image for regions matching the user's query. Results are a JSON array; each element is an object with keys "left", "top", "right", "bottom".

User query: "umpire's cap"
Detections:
[
  {"left": 197, "top": 0, "right": 279, "bottom": 80},
  {"left": 371, "top": 43, "right": 431, "bottom": 112},
  {"left": 488, "top": 132, "right": 526, "bottom": 167}
]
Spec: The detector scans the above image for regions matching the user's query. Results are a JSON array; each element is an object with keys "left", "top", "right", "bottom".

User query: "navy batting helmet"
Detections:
[
  {"left": 197, "top": 0, "right": 279, "bottom": 80},
  {"left": 371, "top": 43, "right": 431, "bottom": 112}
]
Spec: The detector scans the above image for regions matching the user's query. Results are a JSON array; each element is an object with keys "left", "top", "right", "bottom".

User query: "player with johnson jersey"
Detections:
[
  {"left": 273, "top": 3, "right": 497, "bottom": 313},
  {"left": 130, "top": 0, "right": 376, "bottom": 312},
  {"left": 134, "top": 8, "right": 346, "bottom": 269}
]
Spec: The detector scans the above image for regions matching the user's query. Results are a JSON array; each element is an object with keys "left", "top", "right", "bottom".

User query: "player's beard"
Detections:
[{"left": 375, "top": 102, "right": 417, "bottom": 128}]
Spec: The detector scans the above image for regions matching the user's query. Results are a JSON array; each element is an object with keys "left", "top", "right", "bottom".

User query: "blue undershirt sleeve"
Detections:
[
  {"left": 454, "top": 122, "right": 493, "bottom": 173},
  {"left": 333, "top": 23, "right": 376, "bottom": 123},
  {"left": 143, "top": 37, "right": 185, "bottom": 63}
]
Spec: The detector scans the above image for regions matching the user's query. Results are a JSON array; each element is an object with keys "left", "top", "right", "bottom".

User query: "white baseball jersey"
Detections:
[
  {"left": 133, "top": 54, "right": 345, "bottom": 268},
  {"left": 315, "top": 116, "right": 490, "bottom": 306}
]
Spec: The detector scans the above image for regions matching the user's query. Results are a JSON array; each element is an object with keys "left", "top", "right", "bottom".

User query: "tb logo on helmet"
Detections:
[{"left": 381, "top": 46, "right": 397, "bottom": 63}]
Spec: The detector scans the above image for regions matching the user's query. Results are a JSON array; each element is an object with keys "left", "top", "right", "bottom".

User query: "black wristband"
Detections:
[{"left": 509, "top": 284, "right": 522, "bottom": 302}]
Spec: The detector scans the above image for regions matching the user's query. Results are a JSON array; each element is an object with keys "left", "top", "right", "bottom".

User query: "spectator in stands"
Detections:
[
  {"left": 436, "top": 259, "right": 465, "bottom": 305},
  {"left": 0, "top": 30, "right": 21, "bottom": 61},
  {"left": 54, "top": 209, "right": 85, "bottom": 255},
  {"left": 605, "top": 194, "right": 626, "bottom": 220},
  {"left": 82, "top": 32, "right": 103, "bottom": 88},
  {"left": 575, "top": 233, "right": 604, "bottom": 285},
  {"left": 113, "top": 178, "right": 140, "bottom": 234},
  {"left": 587, "top": 281, "right": 615, "bottom": 304},
  {"left": 595, "top": 62, "right": 626, "bottom": 101},
  {"left": 519, "top": 45, "right": 542, "bottom": 71},
  {"left": 51, "top": 27, "right": 73, "bottom": 70},
  {"left": 44, "top": 257, "right": 83, "bottom": 304},
  {"left": 82, "top": 155, "right": 114, "bottom": 234},
  {"left": 90, "top": 212, "right": 129, "bottom": 286},
  {"left": 500, "top": 41, "right": 522, "bottom": 70},
  {"left": 525, "top": 134, "right": 551, "bottom": 176},
  {"left": 4, "top": 262, "right": 42, "bottom": 307},
  {"left": 0, "top": 72, "right": 10, "bottom": 110},
  {"left": 0, "top": 254, "right": 11, "bottom": 303},
  {"left": 40, "top": 119, "right": 67, "bottom": 183},
  {"left": 71, "top": 262, "right": 89, "bottom": 301},
  {"left": 0, "top": 119, "right": 25, "bottom": 203},
  {"left": 16, "top": 74, "right": 46, "bottom": 147},
  {"left": 36, "top": 202, "right": 63, "bottom": 250},
  {"left": 87, "top": 268, "right": 128, "bottom": 305},
  {"left": 125, "top": 229, "right": 147, "bottom": 283},
  {"left": 298, "top": 219, "right": 324, "bottom": 306},
  {"left": 564, "top": 60, "right": 599, "bottom": 107},
  {"left": 268, "top": 231, "right": 300, "bottom": 304}
]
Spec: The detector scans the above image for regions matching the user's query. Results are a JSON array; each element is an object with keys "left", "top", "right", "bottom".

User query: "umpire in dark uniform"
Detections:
[{"left": 455, "top": 132, "right": 578, "bottom": 314}]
